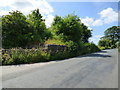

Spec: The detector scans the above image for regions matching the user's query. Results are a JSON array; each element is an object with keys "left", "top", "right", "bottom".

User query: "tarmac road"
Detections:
[{"left": 2, "top": 49, "right": 118, "bottom": 88}]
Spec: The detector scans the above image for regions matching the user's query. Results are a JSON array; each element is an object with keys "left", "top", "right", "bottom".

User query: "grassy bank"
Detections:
[{"left": 2, "top": 43, "right": 100, "bottom": 65}]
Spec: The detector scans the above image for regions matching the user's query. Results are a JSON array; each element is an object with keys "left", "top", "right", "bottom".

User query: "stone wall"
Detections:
[
  {"left": 43, "top": 44, "right": 67, "bottom": 53},
  {"left": 2, "top": 44, "right": 68, "bottom": 55}
]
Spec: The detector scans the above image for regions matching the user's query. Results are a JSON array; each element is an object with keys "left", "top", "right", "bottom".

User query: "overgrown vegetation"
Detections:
[
  {"left": 98, "top": 26, "right": 120, "bottom": 50},
  {"left": 2, "top": 43, "right": 100, "bottom": 65},
  {"left": 118, "top": 43, "right": 120, "bottom": 53},
  {"left": 45, "top": 39, "right": 65, "bottom": 45},
  {"left": 1, "top": 9, "right": 101, "bottom": 65},
  {"left": 2, "top": 9, "right": 51, "bottom": 48},
  {"left": 2, "top": 48, "right": 50, "bottom": 65}
]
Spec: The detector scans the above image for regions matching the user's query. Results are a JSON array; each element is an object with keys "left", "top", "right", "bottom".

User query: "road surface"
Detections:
[{"left": 2, "top": 49, "right": 118, "bottom": 88}]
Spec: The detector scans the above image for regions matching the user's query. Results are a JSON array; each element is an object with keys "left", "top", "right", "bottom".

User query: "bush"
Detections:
[
  {"left": 65, "top": 42, "right": 100, "bottom": 57},
  {"left": 2, "top": 48, "right": 50, "bottom": 65},
  {"left": 99, "top": 46, "right": 106, "bottom": 50},
  {"left": 45, "top": 39, "right": 65, "bottom": 45},
  {"left": 2, "top": 48, "right": 71, "bottom": 65},
  {"left": 83, "top": 43, "right": 100, "bottom": 53},
  {"left": 118, "top": 42, "right": 120, "bottom": 53},
  {"left": 2, "top": 43, "right": 100, "bottom": 65},
  {"left": 49, "top": 50, "right": 70, "bottom": 61}
]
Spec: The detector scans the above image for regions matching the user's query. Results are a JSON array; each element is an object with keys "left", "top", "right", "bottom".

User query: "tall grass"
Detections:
[
  {"left": 118, "top": 43, "right": 120, "bottom": 53},
  {"left": 2, "top": 48, "right": 50, "bottom": 65},
  {"left": 45, "top": 39, "right": 65, "bottom": 45},
  {"left": 2, "top": 43, "right": 100, "bottom": 65}
]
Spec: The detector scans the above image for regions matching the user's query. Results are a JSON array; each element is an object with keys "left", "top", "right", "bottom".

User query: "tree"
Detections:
[
  {"left": 49, "top": 15, "right": 63, "bottom": 39},
  {"left": 50, "top": 14, "right": 92, "bottom": 44},
  {"left": 98, "top": 26, "right": 120, "bottom": 48},
  {"left": 81, "top": 23, "right": 92, "bottom": 43},
  {"left": 2, "top": 10, "right": 30, "bottom": 48},
  {"left": 27, "top": 9, "right": 51, "bottom": 46},
  {"left": 98, "top": 38, "right": 112, "bottom": 48},
  {"left": 51, "top": 14, "right": 84, "bottom": 44},
  {"left": 104, "top": 26, "right": 120, "bottom": 46}
]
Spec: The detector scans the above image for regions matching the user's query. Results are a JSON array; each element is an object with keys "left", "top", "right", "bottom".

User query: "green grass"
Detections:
[
  {"left": 2, "top": 43, "right": 101, "bottom": 65},
  {"left": 118, "top": 46, "right": 120, "bottom": 53},
  {"left": 118, "top": 43, "right": 120, "bottom": 53},
  {"left": 2, "top": 48, "right": 50, "bottom": 65},
  {"left": 45, "top": 39, "right": 65, "bottom": 45}
]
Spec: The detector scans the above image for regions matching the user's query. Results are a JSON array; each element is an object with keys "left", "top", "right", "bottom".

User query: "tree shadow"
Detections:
[
  {"left": 54, "top": 51, "right": 112, "bottom": 62},
  {"left": 76, "top": 53, "right": 112, "bottom": 58}
]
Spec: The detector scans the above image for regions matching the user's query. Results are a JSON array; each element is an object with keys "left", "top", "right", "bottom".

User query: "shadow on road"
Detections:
[
  {"left": 55, "top": 52, "right": 112, "bottom": 62},
  {"left": 82, "top": 53, "right": 112, "bottom": 58},
  {"left": 75, "top": 50, "right": 111, "bottom": 58}
]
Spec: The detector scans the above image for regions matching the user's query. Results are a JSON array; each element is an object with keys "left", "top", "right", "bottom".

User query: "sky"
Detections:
[{"left": 0, "top": 0, "right": 119, "bottom": 45}]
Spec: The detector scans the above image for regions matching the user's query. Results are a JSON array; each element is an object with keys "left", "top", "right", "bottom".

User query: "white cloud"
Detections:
[
  {"left": 93, "top": 19, "right": 103, "bottom": 26},
  {"left": 46, "top": 0, "right": 119, "bottom": 2},
  {"left": 0, "top": 0, "right": 54, "bottom": 27},
  {"left": 80, "top": 17, "right": 93, "bottom": 30},
  {"left": 81, "top": 8, "right": 118, "bottom": 27},
  {"left": 99, "top": 8, "right": 118, "bottom": 24},
  {"left": 0, "top": 0, "right": 54, "bottom": 15},
  {"left": 0, "top": 0, "right": 15, "bottom": 7},
  {"left": 119, "top": 11, "right": 120, "bottom": 24},
  {"left": 45, "top": 14, "right": 54, "bottom": 27},
  {"left": 89, "top": 35, "right": 103, "bottom": 45},
  {"left": 94, "top": 35, "right": 104, "bottom": 38},
  {"left": 88, "top": 27, "right": 92, "bottom": 30},
  {"left": 0, "top": 10, "right": 9, "bottom": 15},
  {"left": 81, "top": 16, "right": 94, "bottom": 26}
]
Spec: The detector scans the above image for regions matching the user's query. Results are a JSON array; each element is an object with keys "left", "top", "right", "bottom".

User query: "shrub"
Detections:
[
  {"left": 2, "top": 43, "right": 100, "bottom": 65},
  {"left": 83, "top": 43, "right": 100, "bottom": 53},
  {"left": 65, "top": 42, "right": 100, "bottom": 57},
  {"left": 45, "top": 39, "right": 65, "bottom": 45},
  {"left": 118, "top": 42, "right": 120, "bottom": 53},
  {"left": 49, "top": 50, "right": 70, "bottom": 61},
  {"left": 99, "top": 47, "right": 106, "bottom": 50},
  {"left": 2, "top": 47, "right": 71, "bottom": 65},
  {"left": 2, "top": 48, "right": 50, "bottom": 65}
]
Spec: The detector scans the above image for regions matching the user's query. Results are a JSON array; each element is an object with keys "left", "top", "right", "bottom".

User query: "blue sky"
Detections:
[{"left": 0, "top": 0, "right": 118, "bottom": 45}]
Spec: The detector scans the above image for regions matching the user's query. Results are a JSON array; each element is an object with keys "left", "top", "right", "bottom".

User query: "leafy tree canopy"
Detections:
[
  {"left": 50, "top": 14, "right": 92, "bottom": 44},
  {"left": 2, "top": 10, "right": 29, "bottom": 48},
  {"left": 2, "top": 9, "right": 52, "bottom": 48},
  {"left": 98, "top": 26, "right": 120, "bottom": 49},
  {"left": 27, "top": 9, "right": 51, "bottom": 45},
  {"left": 104, "top": 26, "right": 120, "bottom": 43}
]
